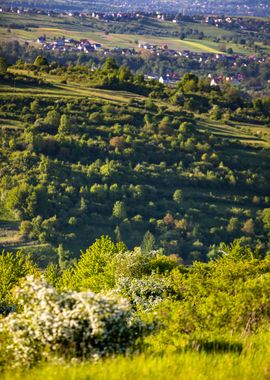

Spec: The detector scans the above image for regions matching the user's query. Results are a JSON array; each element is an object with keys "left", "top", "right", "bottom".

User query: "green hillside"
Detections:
[
  {"left": 0, "top": 40, "right": 270, "bottom": 379},
  {"left": 0, "top": 59, "right": 269, "bottom": 264}
]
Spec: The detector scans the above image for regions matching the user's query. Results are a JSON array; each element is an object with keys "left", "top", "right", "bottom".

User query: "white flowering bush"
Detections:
[
  {"left": 1, "top": 276, "right": 146, "bottom": 368},
  {"left": 115, "top": 275, "right": 172, "bottom": 311}
]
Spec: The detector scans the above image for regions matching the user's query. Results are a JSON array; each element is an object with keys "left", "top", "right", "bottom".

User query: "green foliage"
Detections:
[
  {"left": 173, "top": 189, "right": 183, "bottom": 204},
  {"left": 210, "top": 105, "right": 222, "bottom": 120},
  {"left": 178, "top": 73, "right": 199, "bottom": 93},
  {"left": 0, "top": 57, "right": 8, "bottom": 74},
  {"left": 0, "top": 59, "right": 269, "bottom": 262},
  {"left": 6, "top": 183, "right": 49, "bottom": 219},
  {"left": 56, "top": 244, "right": 71, "bottom": 270},
  {"left": 30, "top": 99, "right": 39, "bottom": 113},
  {"left": 33, "top": 56, "right": 49, "bottom": 67},
  {"left": 0, "top": 251, "right": 36, "bottom": 314},
  {"left": 58, "top": 114, "right": 72, "bottom": 135},
  {"left": 3, "top": 343, "right": 270, "bottom": 380},
  {"left": 112, "top": 201, "right": 127, "bottom": 220},
  {"left": 62, "top": 236, "right": 126, "bottom": 292},
  {"left": 1, "top": 231, "right": 270, "bottom": 374},
  {"left": 103, "top": 58, "right": 118, "bottom": 71},
  {"left": 148, "top": 241, "right": 270, "bottom": 354},
  {"left": 0, "top": 13, "right": 270, "bottom": 376},
  {"left": 44, "top": 110, "right": 60, "bottom": 128},
  {"left": 141, "top": 231, "right": 156, "bottom": 254},
  {"left": 262, "top": 208, "right": 270, "bottom": 232}
]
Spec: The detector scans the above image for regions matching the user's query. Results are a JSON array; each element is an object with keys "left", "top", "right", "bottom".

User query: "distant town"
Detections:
[
  {"left": 33, "top": 31, "right": 269, "bottom": 86},
  {"left": 1, "top": 0, "right": 270, "bottom": 17},
  {"left": 1, "top": 7, "right": 269, "bottom": 88}
]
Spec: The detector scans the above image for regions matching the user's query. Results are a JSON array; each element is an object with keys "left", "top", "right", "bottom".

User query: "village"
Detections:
[
  {"left": 1, "top": 6, "right": 270, "bottom": 31},
  {"left": 0, "top": 0, "right": 269, "bottom": 16},
  {"left": 35, "top": 34, "right": 269, "bottom": 86},
  {"left": 1, "top": 6, "right": 269, "bottom": 88}
]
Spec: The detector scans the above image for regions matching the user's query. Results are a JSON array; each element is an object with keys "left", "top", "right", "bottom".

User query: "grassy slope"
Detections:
[
  {"left": 0, "top": 71, "right": 269, "bottom": 257},
  {"left": 0, "top": 75, "right": 145, "bottom": 256},
  {"left": 0, "top": 81, "right": 269, "bottom": 260},
  {"left": 2, "top": 70, "right": 269, "bottom": 148}
]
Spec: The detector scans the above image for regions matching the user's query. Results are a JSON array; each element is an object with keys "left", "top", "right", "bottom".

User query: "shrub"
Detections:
[
  {"left": 0, "top": 251, "right": 36, "bottom": 315},
  {"left": 115, "top": 275, "right": 172, "bottom": 311},
  {"left": 2, "top": 276, "right": 146, "bottom": 368}
]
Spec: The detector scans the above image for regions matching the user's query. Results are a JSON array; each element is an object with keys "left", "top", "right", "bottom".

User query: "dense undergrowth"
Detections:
[{"left": 1, "top": 238, "right": 270, "bottom": 376}]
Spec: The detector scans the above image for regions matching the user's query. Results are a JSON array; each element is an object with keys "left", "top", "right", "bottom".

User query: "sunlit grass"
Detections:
[{"left": 3, "top": 342, "right": 270, "bottom": 380}]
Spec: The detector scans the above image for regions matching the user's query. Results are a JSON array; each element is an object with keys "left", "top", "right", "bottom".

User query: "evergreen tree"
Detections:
[
  {"left": 0, "top": 57, "right": 8, "bottom": 74},
  {"left": 57, "top": 244, "right": 71, "bottom": 271},
  {"left": 58, "top": 114, "right": 72, "bottom": 135},
  {"left": 34, "top": 55, "right": 49, "bottom": 67},
  {"left": 113, "top": 201, "right": 127, "bottom": 220},
  {"left": 141, "top": 230, "right": 155, "bottom": 254},
  {"left": 114, "top": 225, "right": 122, "bottom": 242},
  {"left": 173, "top": 189, "right": 183, "bottom": 204},
  {"left": 44, "top": 110, "right": 60, "bottom": 128},
  {"left": 30, "top": 99, "right": 40, "bottom": 114}
]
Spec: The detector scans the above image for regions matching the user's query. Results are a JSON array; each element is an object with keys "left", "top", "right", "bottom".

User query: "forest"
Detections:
[{"left": 0, "top": 51, "right": 270, "bottom": 379}]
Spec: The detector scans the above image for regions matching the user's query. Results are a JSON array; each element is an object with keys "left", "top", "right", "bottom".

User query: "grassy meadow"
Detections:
[{"left": 3, "top": 333, "right": 270, "bottom": 380}]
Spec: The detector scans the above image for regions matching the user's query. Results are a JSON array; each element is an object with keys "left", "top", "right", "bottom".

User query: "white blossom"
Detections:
[{"left": 2, "top": 276, "right": 146, "bottom": 368}]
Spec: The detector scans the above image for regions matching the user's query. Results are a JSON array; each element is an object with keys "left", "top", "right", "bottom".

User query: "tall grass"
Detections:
[{"left": 3, "top": 333, "right": 270, "bottom": 380}]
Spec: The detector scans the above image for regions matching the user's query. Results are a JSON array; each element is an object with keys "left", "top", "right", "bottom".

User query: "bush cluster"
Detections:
[{"left": 1, "top": 276, "right": 146, "bottom": 368}]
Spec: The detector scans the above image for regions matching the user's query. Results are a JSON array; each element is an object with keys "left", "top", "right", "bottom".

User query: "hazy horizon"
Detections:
[{"left": 1, "top": 0, "right": 270, "bottom": 16}]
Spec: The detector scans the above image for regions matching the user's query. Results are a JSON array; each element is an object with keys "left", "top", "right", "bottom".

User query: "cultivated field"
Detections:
[{"left": 0, "top": 13, "right": 261, "bottom": 54}]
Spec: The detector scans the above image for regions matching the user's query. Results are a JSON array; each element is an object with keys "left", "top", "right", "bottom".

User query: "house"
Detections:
[
  {"left": 159, "top": 75, "right": 178, "bottom": 85},
  {"left": 53, "top": 39, "right": 64, "bottom": 47},
  {"left": 146, "top": 75, "right": 158, "bottom": 81},
  {"left": 93, "top": 43, "right": 102, "bottom": 50},
  {"left": 138, "top": 42, "right": 156, "bottom": 50},
  {"left": 37, "top": 36, "right": 46, "bottom": 44},
  {"left": 84, "top": 45, "right": 94, "bottom": 53},
  {"left": 159, "top": 76, "right": 165, "bottom": 84},
  {"left": 231, "top": 77, "right": 241, "bottom": 86},
  {"left": 210, "top": 79, "right": 218, "bottom": 87}
]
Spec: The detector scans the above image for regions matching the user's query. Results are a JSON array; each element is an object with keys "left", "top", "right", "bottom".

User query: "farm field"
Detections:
[
  {"left": 0, "top": 26, "right": 246, "bottom": 54},
  {"left": 0, "top": 13, "right": 234, "bottom": 37},
  {"left": 0, "top": 13, "right": 261, "bottom": 54},
  {"left": 198, "top": 118, "right": 270, "bottom": 147},
  {"left": 0, "top": 82, "right": 143, "bottom": 103}
]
